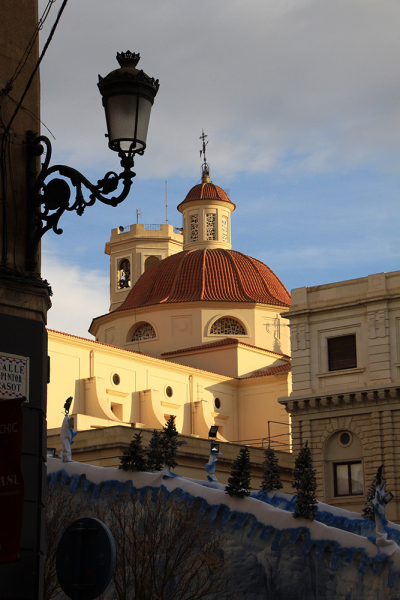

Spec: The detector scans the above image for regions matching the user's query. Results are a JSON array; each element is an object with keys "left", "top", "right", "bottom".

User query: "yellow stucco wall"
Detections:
[
  {"left": 92, "top": 302, "right": 290, "bottom": 364},
  {"left": 48, "top": 329, "right": 290, "bottom": 448}
]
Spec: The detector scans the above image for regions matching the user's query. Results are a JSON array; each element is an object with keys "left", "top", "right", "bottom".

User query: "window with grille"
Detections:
[
  {"left": 334, "top": 462, "right": 363, "bottom": 496},
  {"left": 190, "top": 215, "right": 199, "bottom": 241},
  {"left": 206, "top": 214, "right": 216, "bottom": 240},
  {"left": 210, "top": 317, "right": 246, "bottom": 336},
  {"left": 222, "top": 215, "right": 228, "bottom": 242},
  {"left": 132, "top": 323, "right": 156, "bottom": 341},
  {"left": 327, "top": 334, "right": 357, "bottom": 371}
]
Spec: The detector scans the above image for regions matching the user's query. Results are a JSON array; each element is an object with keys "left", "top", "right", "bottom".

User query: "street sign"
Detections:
[{"left": 0, "top": 353, "right": 29, "bottom": 401}]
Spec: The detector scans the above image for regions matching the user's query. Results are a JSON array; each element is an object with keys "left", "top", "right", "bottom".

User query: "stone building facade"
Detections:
[{"left": 279, "top": 271, "right": 400, "bottom": 522}]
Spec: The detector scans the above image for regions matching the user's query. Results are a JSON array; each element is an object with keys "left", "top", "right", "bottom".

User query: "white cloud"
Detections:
[
  {"left": 37, "top": 0, "right": 400, "bottom": 179},
  {"left": 42, "top": 245, "right": 109, "bottom": 338}
]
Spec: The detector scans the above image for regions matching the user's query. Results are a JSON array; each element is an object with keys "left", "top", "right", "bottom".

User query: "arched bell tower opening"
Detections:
[
  {"left": 145, "top": 255, "right": 160, "bottom": 271},
  {"left": 118, "top": 258, "right": 131, "bottom": 289}
]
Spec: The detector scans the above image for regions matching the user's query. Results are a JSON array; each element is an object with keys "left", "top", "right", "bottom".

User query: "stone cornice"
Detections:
[
  {"left": 279, "top": 382, "right": 400, "bottom": 414},
  {"left": 281, "top": 293, "right": 400, "bottom": 320}
]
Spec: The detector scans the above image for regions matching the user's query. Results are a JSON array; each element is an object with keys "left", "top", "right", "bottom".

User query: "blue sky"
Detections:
[{"left": 38, "top": 0, "right": 400, "bottom": 337}]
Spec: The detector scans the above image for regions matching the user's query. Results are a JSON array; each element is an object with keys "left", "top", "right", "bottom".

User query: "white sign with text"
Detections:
[{"left": 0, "top": 353, "right": 29, "bottom": 401}]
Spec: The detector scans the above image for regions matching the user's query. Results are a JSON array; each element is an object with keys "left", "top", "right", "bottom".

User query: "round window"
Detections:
[
  {"left": 112, "top": 373, "right": 120, "bottom": 386},
  {"left": 214, "top": 398, "right": 221, "bottom": 409},
  {"left": 166, "top": 386, "right": 173, "bottom": 398},
  {"left": 339, "top": 431, "right": 352, "bottom": 447}
]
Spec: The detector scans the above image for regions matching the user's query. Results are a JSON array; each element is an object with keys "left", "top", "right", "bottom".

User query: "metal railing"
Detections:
[
  {"left": 229, "top": 421, "right": 291, "bottom": 453},
  {"left": 144, "top": 224, "right": 161, "bottom": 230}
]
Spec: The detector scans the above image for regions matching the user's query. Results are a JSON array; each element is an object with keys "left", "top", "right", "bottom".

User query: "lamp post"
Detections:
[
  {"left": 27, "top": 51, "right": 159, "bottom": 272},
  {"left": 0, "top": 43, "right": 158, "bottom": 599}
]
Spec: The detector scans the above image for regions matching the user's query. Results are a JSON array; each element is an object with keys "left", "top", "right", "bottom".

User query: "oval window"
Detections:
[
  {"left": 339, "top": 432, "right": 352, "bottom": 447},
  {"left": 166, "top": 386, "right": 173, "bottom": 398}
]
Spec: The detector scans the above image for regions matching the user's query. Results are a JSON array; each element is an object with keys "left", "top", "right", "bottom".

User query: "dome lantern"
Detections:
[{"left": 178, "top": 132, "right": 235, "bottom": 251}]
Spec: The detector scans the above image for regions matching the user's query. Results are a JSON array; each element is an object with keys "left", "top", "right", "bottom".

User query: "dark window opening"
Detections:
[
  {"left": 214, "top": 397, "right": 221, "bottom": 409},
  {"left": 340, "top": 432, "right": 351, "bottom": 446},
  {"left": 328, "top": 334, "right": 357, "bottom": 371},
  {"left": 334, "top": 461, "right": 363, "bottom": 496},
  {"left": 166, "top": 386, "right": 173, "bottom": 398}
]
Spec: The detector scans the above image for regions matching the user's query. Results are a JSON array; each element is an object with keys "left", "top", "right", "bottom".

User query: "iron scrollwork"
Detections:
[{"left": 27, "top": 130, "right": 136, "bottom": 271}]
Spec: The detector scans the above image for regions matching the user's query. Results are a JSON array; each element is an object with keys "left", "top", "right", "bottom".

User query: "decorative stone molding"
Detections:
[
  {"left": 279, "top": 384, "right": 400, "bottom": 414},
  {"left": 291, "top": 323, "right": 309, "bottom": 351},
  {"left": 319, "top": 416, "right": 367, "bottom": 449},
  {"left": 367, "top": 310, "right": 388, "bottom": 339}
]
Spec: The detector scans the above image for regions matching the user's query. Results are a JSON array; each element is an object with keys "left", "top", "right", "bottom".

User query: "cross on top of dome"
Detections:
[{"left": 199, "top": 129, "right": 210, "bottom": 183}]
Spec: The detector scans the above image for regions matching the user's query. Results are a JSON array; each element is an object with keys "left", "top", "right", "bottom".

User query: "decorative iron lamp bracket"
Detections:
[{"left": 26, "top": 130, "right": 137, "bottom": 271}]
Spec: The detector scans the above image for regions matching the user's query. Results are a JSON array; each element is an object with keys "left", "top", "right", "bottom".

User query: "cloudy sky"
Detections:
[{"left": 38, "top": 0, "right": 400, "bottom": 337}]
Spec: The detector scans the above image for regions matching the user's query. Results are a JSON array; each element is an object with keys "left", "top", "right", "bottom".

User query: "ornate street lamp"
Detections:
[{"left": 27, "top": 51, "right": 159, "bottom": 272}]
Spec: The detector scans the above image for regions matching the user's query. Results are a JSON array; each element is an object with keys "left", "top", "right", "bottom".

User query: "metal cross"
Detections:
[{"left": 199, "top": 129, "right": 208, "bottom": 166}]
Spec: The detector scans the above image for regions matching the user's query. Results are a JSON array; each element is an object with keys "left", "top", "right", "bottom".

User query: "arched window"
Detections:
[
  {"left": 131, "top": 322, "right": 156, "bottom": 342},
  {"left": 145, "top": 256, "right": 160, "bottom": 271},
  {"left": 210, "top": 317, "right": 246, "bottom": 336},
  {"left": 118, "top": 258, "right": 130, "bottom": 289}
]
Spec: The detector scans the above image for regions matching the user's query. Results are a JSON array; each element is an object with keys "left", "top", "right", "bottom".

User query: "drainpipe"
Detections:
[
  {"left": 189, "top": 374, "right": 194, "bottom": 435},
  {"left": 90, "top": 350, "right": 94, "bottom": 378}
]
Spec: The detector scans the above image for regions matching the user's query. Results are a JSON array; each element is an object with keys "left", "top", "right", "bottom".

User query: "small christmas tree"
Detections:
[
  {"left": 292, "top": 441, "right": 318, "bottom": 520},
  {"left": 362, "top": 464, "right": 383, "bottom": 521},
  {"left": 261, "top": 446, "right": 283, "bottom": 493},
  {"left": 225, "top": 447, "right": 251, "bottom": 498},
  {"left": 162, "top": 415, "right": 179, "bottom": 469},
  {"left": 146, "top": 429, "right": 164, "bottom": 471},
  {"left": 119, "top": 431, "right": 148, "bottom": 472}
]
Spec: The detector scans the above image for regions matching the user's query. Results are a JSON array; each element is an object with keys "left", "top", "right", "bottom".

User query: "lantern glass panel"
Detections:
[{"left": 106, "top": 94, "right": 152, "bottom": 153}]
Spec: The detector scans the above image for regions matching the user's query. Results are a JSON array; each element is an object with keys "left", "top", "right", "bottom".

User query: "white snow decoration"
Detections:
[
  {"left": 46, "top": 458, "right": 400, "bottom": 588},
  {"left": 372, "top": 483, "right": 400, "bottom": 577}
]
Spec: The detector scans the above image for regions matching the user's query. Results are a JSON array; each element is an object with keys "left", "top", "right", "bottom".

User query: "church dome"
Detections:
[
  {"left": 115, "top": 248, "right": 291, "bottom": 311},
  {"left": 177, "top": 182, "right": 236, "bottom": 212}
]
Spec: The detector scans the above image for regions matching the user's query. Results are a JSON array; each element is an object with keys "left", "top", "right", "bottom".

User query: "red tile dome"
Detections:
[
  {"left": 115, "top": 249, "right": 290, "bottom": 311},
  {"left": 177, "top": 182, "right": 236, "bottom": 212}
]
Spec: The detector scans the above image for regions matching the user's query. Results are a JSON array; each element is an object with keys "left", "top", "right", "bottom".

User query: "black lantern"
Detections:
[
  {"left": 98, "top": 51, "right": 159, "bottom": 157},
  {"left": 27, "top": 51, "right": 159, "bottom": 272}
]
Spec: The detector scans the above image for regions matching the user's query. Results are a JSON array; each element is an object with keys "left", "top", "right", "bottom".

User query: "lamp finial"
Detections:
[{"left": 116, "top": 51, "right": 140, "bottom": 68}]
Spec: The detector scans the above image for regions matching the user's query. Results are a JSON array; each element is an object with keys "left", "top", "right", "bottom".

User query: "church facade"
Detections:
[{"left": 47, "top": 164, "right": 292, "bottom": 485}]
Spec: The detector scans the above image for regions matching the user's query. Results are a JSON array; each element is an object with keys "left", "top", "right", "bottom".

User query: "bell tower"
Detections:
[{"left": 105, "top": 223, "right": 183, "bottom": 311}]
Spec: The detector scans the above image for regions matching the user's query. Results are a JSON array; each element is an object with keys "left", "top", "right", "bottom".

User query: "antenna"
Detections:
[
  {"left": 136, "top": 208, "right": 142, "bottom": 224},
  {"left": 165, "top": 180, "right": 168, "bottom": 224}
]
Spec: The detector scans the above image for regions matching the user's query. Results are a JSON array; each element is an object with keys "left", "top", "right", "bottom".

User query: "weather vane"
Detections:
[{"left": 199, "top": 129, "right": 210, "bottom": 179}]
